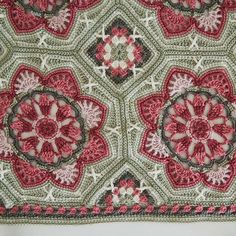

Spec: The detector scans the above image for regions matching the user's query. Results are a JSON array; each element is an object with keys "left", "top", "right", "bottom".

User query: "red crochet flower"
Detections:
[
  {"left": 87, "top": 18, "right": 151, "bottom": 84},
  {"left": 105, "top": 179, "right": 148, "bottom": 206},
  {"left": 95, "top": 27, "right": 143, "bottom": 79},
  {"left": 0, "top": 0, "right": 100, "bottom": 36},
  {"left": 163, "top": 91, "right": 234, "bottom": 167},
  {"left": 0, "top": 65, "right": 109, "bottom": 190},
  {"left": 138, "top": 0, "right": 236, "bottom": 38},
  {"left": 9, "top": 90, "right": 85, "bottom": 166},
  {"left": 138, "top": 67, "right": 236, "bottom": 191}
]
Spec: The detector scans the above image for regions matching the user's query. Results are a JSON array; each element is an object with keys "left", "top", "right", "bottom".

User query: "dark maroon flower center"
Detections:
[
  {"left": 189, "top": 118, "right": 211, "bottom": 141},
  {"left": 35, "top": 118, "right": 58, "bottom": 139}
]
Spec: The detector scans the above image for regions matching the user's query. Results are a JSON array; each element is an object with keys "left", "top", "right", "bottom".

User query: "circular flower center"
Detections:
[
  {"left": 161, "top": 91, "right": 235, "bottom": 171},
  {"left": 111, "top": 44, "right": 127, "bottom": 61},
  {"left": 35, "top": 118, "right": 58, "bottom": 139},
  {"left": 188, "top": 118, "right": 211, "bottom": 141},
  {"left": 5, "top": 89, "right": 86, "bottom": 169}
]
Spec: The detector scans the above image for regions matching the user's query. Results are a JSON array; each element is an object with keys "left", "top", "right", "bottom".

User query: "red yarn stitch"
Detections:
[
  {"left": 183, "top": 205, "right": 192, "bottom": 213},
  {"left": 105, "top": 206, "right": 114, "bottom": 214},
  {"left": 22, "top": 204, "right": 31, "bottom": 214},
  {"left": 45, "top": 206, "right": 54, "bottom": 215},
  {"left": 171, "top": 204, "right": 180, "bottom": 214},
  {"left": 58, "top": 207, "right": 66, "bottom": 215},
  {"left": 92, "top": 206, "right": 100, "bottom": 215},
  {"left": 131, "top": 204, "right": 141, "bottom": 213},
  {"left": 69, "top": 208, "right": 77, "bottom": 215},
  {"left": 219, "top": 206, "right": 227, "bottom": 214},
  {"left": 145, "top": 205, "right": 154, "bottom": 213},
  {"left": 195, "top": 205, "right": 204, "bottom": 213},
  {"left": 10, "top": 206, "right": 19, "bottom": 214},
  {"left": 159, "top": 205, "right": 168, "bottom": 213},
  {"left": 230, "top": 205, "right": 236, "bottom": 213},
  {"left": 79, "top": 206, "right": 88, "bottom": 215},
  {"left": 207, "top": 206, "right": 216, "bottom": 214},
  {"left": 0, "top": 207, "right": 6, "bottom": 215},
  {"left": 33, "top": 205, "right": 42, "bottom": 215},
  {"left": 119, "top": 205, "right": 128, "bottom": 214}
]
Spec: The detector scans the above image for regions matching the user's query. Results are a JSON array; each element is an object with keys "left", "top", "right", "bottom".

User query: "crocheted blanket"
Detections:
[{"left": 0, "top": 0, "right": 236, "bottom": 224}]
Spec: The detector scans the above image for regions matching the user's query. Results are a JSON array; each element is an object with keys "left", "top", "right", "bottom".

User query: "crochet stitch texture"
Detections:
[{"left": 0, "top": 0, "right": 236, "bottom": 224}]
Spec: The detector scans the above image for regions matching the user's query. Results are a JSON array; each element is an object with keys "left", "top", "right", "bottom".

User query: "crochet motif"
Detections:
[
  {"left": 88, "top": 18, "right": 151, "bottom": 83},
  {"left": 1, "top": 0, "right": 236, "bottom": 224}
]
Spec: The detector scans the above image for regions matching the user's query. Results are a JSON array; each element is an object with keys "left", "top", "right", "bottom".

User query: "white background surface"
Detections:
[{"left": 0, "top": 222, "right": 235, "bottom": 236}]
